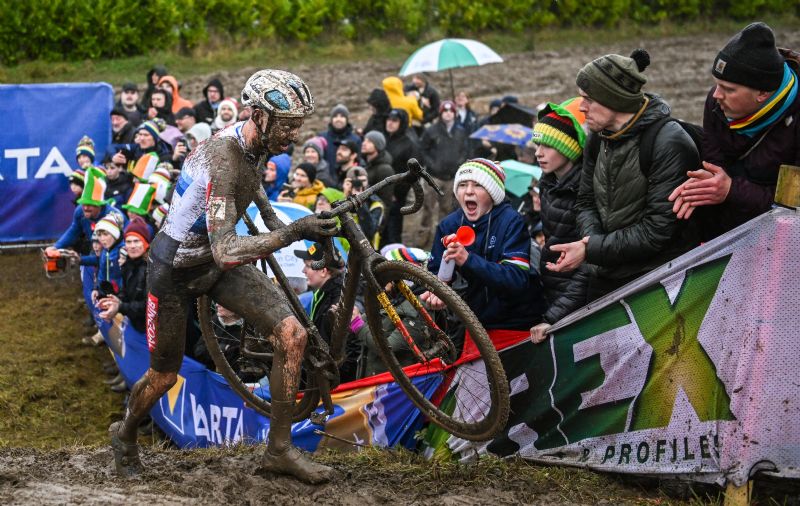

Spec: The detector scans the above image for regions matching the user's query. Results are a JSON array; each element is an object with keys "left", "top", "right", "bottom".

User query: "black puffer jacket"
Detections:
[
  {"left": 576, "top": 94, "right": 699, "bottom": 283},
  {"left": 420, "top": 121, "right": 468, "bottom": 180},
  {"left": 538, "top": 163, "right": 589, "bottom": 323},
  {"left": 119, "top": 255, "right": 148, "bottom": 333}
]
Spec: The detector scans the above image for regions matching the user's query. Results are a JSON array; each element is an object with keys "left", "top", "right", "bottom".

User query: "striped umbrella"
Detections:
[{"left": 399, "top": 38, "right": 503, "bottom": 98}]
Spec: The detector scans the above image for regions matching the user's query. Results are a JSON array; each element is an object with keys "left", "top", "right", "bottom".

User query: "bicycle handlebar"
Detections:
[{"left": 320, "top": 158, "right": 443, "bottom": 220}]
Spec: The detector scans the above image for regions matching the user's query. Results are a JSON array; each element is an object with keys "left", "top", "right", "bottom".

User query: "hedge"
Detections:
[{"left": 0, "top": 0, "right": 796, "bottom": 65}]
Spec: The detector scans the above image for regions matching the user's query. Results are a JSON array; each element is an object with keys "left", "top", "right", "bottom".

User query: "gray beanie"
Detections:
[
  {"left": 365, "top": 130, "right": 386, "bottom": 152},
  {"left": 576, "top": 49, "right": 650, "bottom": 113},
  {"left": 330, "top": 103, "right": 350, "bottom": 119}
]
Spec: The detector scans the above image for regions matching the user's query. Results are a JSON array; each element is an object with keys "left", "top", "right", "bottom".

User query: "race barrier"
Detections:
[
  {"left": 0, "top": 83, "right": 113, "bottom": 242},
  {"left": 425, "top": 207, "right": 800, "bottom": 487},
  {"left": 94, "top": 207, "right": 800, "bottom": 488}
]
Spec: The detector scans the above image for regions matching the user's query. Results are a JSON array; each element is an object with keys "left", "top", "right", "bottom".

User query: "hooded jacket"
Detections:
[
  {"left": 263, "top": 153, "right": 291, "bottom": 201},
  {"left": 364, "top": 88, "right": 391, "bottom": 135},
  {"left": 194, "top": 78, "right": 224, "bottom": 125},
  {"left": 141, "top": 65, "right": 167, "bottom": 110},
  {"left": 538, "top": 163, "right": 589, "bottom": 323},
  {"left": 293, "top": 178, "right": 326, "bottom": 210},
  {"left": 382, "top": 77, "right": 423, "bottom": 125},
  {"left": 157, "top": 75, "right": 194, "bottom": 114},
  {"left": 576, "top": 94, "right": 699, "bottom": 286},
  {"left": 428, "top": 201, "right": 545, "bottom": 330}
]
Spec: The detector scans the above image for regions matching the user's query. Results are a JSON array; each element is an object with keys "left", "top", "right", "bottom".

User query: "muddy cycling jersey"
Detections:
[{"left": 156, "top": 121, "right": 295, "bottom": 269}]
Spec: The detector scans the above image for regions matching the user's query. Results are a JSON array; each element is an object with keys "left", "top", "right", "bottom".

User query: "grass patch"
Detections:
[
  {"left": 1, "top": 16, "right": 796, "bottom": 86},
  {"left": 0, "top": 252, "right": 123, "bottom": 448}
]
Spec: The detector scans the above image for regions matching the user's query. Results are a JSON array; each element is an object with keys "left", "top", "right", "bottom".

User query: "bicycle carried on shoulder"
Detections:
[{"left": 197, "top": 159, "right": 510, "bottom": 441}]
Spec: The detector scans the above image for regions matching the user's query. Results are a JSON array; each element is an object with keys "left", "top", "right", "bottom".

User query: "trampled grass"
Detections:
[{"left": 0, "top": 252, "right": 124, "bottom": 448}]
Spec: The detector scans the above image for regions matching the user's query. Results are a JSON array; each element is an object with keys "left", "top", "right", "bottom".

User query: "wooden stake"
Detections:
[
  {"left": 723, "top": 480, "right": 751, "bottom": 506},
  {"left": 774, "top": 164, "right": 800, "bottom": 209}
]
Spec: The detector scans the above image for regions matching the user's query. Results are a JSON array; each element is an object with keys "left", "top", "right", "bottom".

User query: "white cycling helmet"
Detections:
[{"left": 241, "top": 69, "right": 315, "bottom": 118}]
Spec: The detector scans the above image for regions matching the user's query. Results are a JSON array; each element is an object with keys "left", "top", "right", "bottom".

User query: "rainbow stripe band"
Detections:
[{"left": 531, "top": 123, "right": 582, "bottom": 161}]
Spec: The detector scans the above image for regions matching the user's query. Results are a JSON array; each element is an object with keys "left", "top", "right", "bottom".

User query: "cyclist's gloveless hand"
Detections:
[{"left": 289, "top": 214, "right": 339, "bottom": 242}]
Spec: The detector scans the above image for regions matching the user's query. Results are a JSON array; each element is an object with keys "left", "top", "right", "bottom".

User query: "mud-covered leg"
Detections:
[
  {"left": 109, "top": 369, "right": 177, "bottom": 477},
  {"left": 210, "top": 264, "right": 334, "bottom": 484},
  {"left": 111, "top": 256, "right": 189, "bottom": 478},
  {"left": 261, "top": 317, "right": 334, "bottom": 484}
]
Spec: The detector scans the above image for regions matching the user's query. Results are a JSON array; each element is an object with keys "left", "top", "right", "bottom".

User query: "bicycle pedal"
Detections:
[{"left": 309, "top": 411, "right": 328, "bottom": 425}]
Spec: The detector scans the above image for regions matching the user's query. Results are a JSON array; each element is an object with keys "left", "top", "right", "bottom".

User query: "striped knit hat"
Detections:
[
  {"left": 122, "top": 182, "right": 157, "bottom": 216},
  {"left": 151, "top": 203, "right": 169, "bottom": 228},
  {"left": 149, "top": 163, "right": 173, "bottom": 204},
  {"left": 130, "top": 153, "right": 159, "bottom": 181},
  {"left": 94, "top": 214, "right": 121, "bottom": 241},
  {"left": 75, "top": 135, "right": 95, "bottom": 163},
  {"left": 453, "top": 158, "right": 506, "bottom": 205},
  {"left": 68, "top": 168, "right": 86, "bottom": 186},
  {"left": 531, "top": 99, "right": 586, "bottom": 162},
  {"left": 76, "top": 167, "right": 108, "bottom": 206},
  {"left": 383, "top": 246, "right": 429, "bottom": 265},
  {"left": 136, "top": 120, "right": 161, "bottom": 142}
]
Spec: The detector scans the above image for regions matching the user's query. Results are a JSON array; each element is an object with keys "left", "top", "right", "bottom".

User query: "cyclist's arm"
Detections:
[
  {"left": 253, "top": 185, "right": 287, "bottom": 231},
  {"left": 206, "top": 151, "right": 298, "bottom": 270}
]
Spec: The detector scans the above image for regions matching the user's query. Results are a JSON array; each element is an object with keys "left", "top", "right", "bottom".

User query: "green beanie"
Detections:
[{"left": 576, "top": 49, "right": 650, "bottom": 113}]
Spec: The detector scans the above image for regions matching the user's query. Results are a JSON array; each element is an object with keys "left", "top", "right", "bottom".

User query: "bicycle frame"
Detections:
[{"left": 241, "top": 158, "right": 444, "bottom": 423}]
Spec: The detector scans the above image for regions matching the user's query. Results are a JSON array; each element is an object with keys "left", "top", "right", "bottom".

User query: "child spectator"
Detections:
[
  {"left": 86, "top": 213, "right": 125, "bottom": 310},
  {"left": 75, "top": 135, "right": 96, "bottom": 169},
  {"left": 529, "top": 99, "right": 590, "bottom": 342},
  {"left": 424, "top": 159, "right": 545, "bottom": 337}
]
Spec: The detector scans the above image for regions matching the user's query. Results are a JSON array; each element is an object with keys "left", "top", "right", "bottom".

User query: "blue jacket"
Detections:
[
  {"left": 81, "top": 241, "right": 124, "bottom": 291},
  {"left": 55, "top": 203, "right": 125, "bottom": 250},
  {"left": 428, "top": 201, "right": 545, "bottom": 330},
  {"left": 263, "top": 153, "right": 291, "bottom": 201}
]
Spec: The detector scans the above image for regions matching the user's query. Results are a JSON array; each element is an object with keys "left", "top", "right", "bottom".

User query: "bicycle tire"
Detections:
[
  {"left": 197, "top": 295, "right": 320, "bottom": 422},
  {"left": 364, "top": 261, "right": 510, "bottom": 441}
]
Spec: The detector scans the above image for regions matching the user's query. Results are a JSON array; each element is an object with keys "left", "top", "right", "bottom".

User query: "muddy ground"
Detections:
[
  {"left": 174, "top": 29, "right": 800, "bottom": 135},
  {"left": 4, "top": 29, "right": 800, "bottom": 504}
]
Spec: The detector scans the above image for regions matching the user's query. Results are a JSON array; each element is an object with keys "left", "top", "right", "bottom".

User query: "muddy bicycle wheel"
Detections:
[
  {"left": 364, "top": 261, "right": 510, "bottom": 441},
  {"left": 196, "top": 295, "right": 320, "bottom": 422}
]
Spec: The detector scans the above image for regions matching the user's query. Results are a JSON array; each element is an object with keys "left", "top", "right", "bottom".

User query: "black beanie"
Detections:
[
  {"left": 712, "top": 22, "right": 784, "bottom": 91},
  {"left": 296, "top": 162, "right": 317, "bottom": 183}
]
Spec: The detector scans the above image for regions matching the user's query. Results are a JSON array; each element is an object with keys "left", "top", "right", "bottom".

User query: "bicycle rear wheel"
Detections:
[
  {"left": 364, "top": 261, "right": 510, "bottom": 441},
  {"left": 197, "top": 295, "right": 320, "bottom": 422}
]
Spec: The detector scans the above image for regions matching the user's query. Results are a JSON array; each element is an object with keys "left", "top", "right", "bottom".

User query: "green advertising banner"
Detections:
[{"left": 426, "top": 209, "right": 800, "bottom": 487}]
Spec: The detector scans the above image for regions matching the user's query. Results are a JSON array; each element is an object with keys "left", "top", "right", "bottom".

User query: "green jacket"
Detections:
[
  {"left": 357, "top": 297, "right": 427, "bottom": 377},
  {"left": 576, "top": 94, "right": 699, "bottom": 282}
]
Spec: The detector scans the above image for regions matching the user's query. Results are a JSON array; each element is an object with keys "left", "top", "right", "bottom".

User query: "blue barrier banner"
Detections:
[{"left": 0, "top": 83, "right": 113, "bottom": 242}]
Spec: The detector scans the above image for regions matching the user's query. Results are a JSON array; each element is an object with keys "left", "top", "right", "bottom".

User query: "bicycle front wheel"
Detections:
[
  {"left": 364, "top": 261, "right": 510, "bottom": 441},
  {"left": 196, "top": 295, "right": 320, "bottom": 422}
]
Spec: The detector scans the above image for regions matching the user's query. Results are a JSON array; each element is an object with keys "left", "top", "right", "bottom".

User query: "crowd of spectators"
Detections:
[{"left": 47, "top": 22, "right": 799, "bottom": 403}]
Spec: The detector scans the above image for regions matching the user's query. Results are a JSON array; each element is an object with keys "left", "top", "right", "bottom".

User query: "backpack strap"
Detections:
[{"left": 638, "top": 116, "right": 674, "bottom": 178}]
